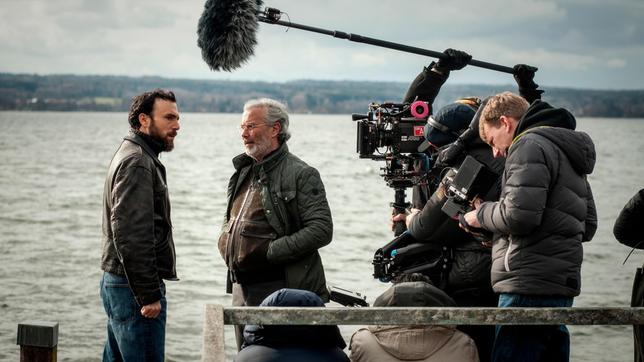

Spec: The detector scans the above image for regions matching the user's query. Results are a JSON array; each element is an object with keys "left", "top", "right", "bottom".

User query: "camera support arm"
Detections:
[
  {"left": 392, "top": 188, "right": 410, "bottom": 236},
  {"left": 258, "top": 7, "right": 516, "bottom": 74}
]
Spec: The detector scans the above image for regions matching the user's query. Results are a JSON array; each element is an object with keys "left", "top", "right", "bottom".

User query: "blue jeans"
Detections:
[
  {"left": 100, "top": 272, "right": 166, "bottom": 362},
  {"left": 492, "top": 293, "right": 573, "bottom": 362}
]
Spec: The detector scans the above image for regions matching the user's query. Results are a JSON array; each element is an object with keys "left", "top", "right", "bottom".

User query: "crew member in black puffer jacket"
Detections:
[
  {"left": 614, "top": 189, "right": 644, "bottom": 362},
  {"left": 393, "top": 48, "right": 544, "bottom": 362},
  {"left": 463, "top": 91, "right": 597, "bottom": 362}
]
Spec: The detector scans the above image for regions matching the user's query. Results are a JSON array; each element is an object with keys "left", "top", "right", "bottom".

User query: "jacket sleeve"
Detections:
[
  {"left": 613, "top": 188, "right": 644, "bottom": 248},
  {"left": 110, "top": 158, "right": 161, "bottom": 306},
  {"left": 477, "top": 139, "right": 550, "bottom": 235},
  {"left": 402, "top": 65, "right": 448, "bottom": 103},
  {"left": 267, "top": 167, "right": 333, "bottom": 263},
  {"left": 408, "top": 171, "right": 471, "bottom": 246},
  {"left": 583, "top": 178, "right": 598, "bottom": 242}
]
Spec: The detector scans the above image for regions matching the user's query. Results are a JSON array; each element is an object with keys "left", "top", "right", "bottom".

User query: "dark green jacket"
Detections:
[{"left": 221, "top": 143, "right": 332, "bottom": 301}]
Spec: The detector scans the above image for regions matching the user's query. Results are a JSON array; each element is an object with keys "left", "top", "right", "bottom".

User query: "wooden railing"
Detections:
[{"left": 201, "top": 305, "right": 644, "bottom": 362}]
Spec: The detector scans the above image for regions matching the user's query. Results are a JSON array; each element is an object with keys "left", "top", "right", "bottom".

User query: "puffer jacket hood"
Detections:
[
  {"left": 513, "top": 100, "right": 595, "bottom": 175},
  {"left": 515, "top": 100, "right": 576, "bottom": 134},
  {"left": 369, "top": 282, "right": 457, "bottom": 359},
  {"left": 520, "top": 127, "right": 596, "bottom": 176},
  {"left": 373, "top": 281, "right": 455, "bottom": 308}
]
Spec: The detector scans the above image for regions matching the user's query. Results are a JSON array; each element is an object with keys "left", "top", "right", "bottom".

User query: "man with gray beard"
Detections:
[{"left": 218, "top": 98, "right": 334, "bottom": 349}]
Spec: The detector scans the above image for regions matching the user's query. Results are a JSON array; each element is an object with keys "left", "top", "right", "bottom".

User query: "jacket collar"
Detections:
[
  {"left": 124, "top": 130, "right": 164, "bottom": 166},
  {"left": 232, "top": 143, "right": 289, "bottom": 172}
]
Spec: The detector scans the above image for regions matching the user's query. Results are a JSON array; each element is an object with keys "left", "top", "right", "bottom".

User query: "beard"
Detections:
[
  {"left": 149, "top": 120, "right": 176, "bottom": 152},
  {"left": 245, "top": 136, "right": 272, "bottom": 161}
]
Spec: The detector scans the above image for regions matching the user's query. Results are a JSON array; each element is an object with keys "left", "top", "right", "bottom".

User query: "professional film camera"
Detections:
[
  {"left": 352, "top": 101, "right": 449, "bottom": 284},
  {"left": 372, "top": 156, "right": 497, "bottom": 283},
  {"left": 352, "top": 101, "right": 432, "bottom": 235}
]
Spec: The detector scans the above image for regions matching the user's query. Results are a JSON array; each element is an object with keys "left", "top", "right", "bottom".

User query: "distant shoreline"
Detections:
[{"left": 2, "top": 73, "right": 644, "bottom": 117}]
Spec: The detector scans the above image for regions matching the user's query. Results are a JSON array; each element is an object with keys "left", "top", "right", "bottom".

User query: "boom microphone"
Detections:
[
  {"left": 197, "top": 0, "right": 263, "bottom": 71},
  {"left": 197, "top": 1, "right": 526, "bottom": 74}
]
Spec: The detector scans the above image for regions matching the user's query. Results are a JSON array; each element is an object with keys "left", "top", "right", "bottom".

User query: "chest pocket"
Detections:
[
  {"left": 276, "top": 190, "right": 297, "bottom": 203},
  {"left": 274, "top": 190, "right": 297, "bottom": 231}
]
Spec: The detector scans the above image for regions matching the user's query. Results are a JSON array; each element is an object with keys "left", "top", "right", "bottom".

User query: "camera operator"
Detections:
[
  {"left": 391, "top": 50, "right": 544, "bottom": 362},
  {"left": 402, "top": 48, "right": 473, "bottom": 206}
]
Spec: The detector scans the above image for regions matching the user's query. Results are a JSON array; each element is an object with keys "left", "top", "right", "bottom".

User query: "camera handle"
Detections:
[{"left": 391, "top": 188, "right": 410, "bottom": 236}]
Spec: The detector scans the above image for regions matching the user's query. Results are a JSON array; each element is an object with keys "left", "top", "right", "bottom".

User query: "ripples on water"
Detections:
[{"left": 0, "top": 112, "right": 642, "bottom": 361}]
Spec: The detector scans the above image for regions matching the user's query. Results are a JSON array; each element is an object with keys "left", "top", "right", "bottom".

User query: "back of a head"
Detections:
[
  {"left": 243, "top": 288, "right": 347, "bottom": 351},
  {"left": 424, "top": 99, "right": 479, "bottom": 148},
  {"left": 260, "top": 288, "right": 324, "bottom": 307},
  {"left": 374, "top": 278, "right": 456, "bottom": 308}
]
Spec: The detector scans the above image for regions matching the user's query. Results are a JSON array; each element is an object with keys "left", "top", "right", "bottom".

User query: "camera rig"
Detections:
[
  {"left": 441, "top": 155, "right": 498, "bottom": 218},
  {"left": 352, "top": 101, "right": 430, "bottom": 235},
  {"left": 372, "top": 231, "right": 451, "bottom": 285}
]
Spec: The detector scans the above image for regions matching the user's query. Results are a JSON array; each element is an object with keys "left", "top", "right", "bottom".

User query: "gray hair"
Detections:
[{"left": 243, "top": 98, "right": 291, "bottom": 144}]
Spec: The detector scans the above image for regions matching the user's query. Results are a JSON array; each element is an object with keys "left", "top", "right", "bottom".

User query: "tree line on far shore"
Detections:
[{"left": 1, "top": 73, "right": 643, "bottom": 118}]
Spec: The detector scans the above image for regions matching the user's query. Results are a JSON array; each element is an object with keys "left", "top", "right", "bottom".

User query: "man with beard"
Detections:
[
  {"left": 218, "top": 98, "right": 333, "bottom": 349},
  {"left": 100, "top": 89, "right": 180, "bottom": 361}
]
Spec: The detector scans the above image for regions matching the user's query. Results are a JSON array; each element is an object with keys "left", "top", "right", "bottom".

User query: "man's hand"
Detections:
[
  {"left": 141, "top": 300, "right": 161, "bottom": 319},
  {"left": 462, "top": 209, "right": 481, "bottom": 229},
  {"left": 389, "top": 208, "right": 421, "bottom": 231},
  {"left": 435, "top": 48, "right": 472, "bottom": 72},
  {"left": 513, "top": 64, "right": 539, "bottom": 90}
]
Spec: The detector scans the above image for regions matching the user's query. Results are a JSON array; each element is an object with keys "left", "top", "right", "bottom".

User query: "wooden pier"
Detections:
[{"left": 201, "top": 305, "right": 644, "bottom": 362}]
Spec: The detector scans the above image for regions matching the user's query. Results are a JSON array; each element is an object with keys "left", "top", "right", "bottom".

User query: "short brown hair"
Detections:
[
  {"left": 479, "top": 92, "right": 529, "bottom": 142},
  {"left": 128, "top": 89, "right": 176, "bottom": 129}
]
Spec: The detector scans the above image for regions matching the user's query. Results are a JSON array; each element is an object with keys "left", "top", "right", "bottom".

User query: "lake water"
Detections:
[{"left": 0, "top": 111, "right": 643, "bottom": 361}]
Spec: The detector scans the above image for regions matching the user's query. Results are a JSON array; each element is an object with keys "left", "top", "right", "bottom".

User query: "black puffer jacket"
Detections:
[
  {"left": 614, "top": 189, "right": 644, "bottom": 249},
  {"left": 101, "top": 131, "right": 177, "bottom": 306},
  {"left": 477, "top": 101, "right": 597, "bottom": 297}
]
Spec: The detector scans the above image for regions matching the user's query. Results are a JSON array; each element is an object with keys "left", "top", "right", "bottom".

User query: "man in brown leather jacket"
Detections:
[
  {"left": 100, "top": 89, "right": 180, "bottom": 361},
  {"left": 218, "top": 98, "right": 333, "bottom": 349}
]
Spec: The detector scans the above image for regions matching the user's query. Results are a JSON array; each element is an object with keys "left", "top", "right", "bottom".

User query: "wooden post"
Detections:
[
  {"left": 202, "top": 304, "right": 225, "bottom": 362},
  {"left": 16, "top": 321, "right": 58, "bottom": 362}
]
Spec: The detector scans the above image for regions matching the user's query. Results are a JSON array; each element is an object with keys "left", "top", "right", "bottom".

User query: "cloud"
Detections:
[{"left": 0, "top": 0, "right": 643, "bottom": 89}]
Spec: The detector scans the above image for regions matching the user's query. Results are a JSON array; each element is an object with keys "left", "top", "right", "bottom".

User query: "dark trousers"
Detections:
[
  {"left": 232, "top": 280, "right": 286, "bottom": 350},
  {"left": 492, "top": 293, "right": 573, "bottom": 362},
  {"left": 453, "top": 288, "right": 498, "bottom": 362},
  {"left": 633, "top": 268, "right": 644, "bottom": 362}
]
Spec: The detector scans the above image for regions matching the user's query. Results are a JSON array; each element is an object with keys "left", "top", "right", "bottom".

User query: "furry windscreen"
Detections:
[{"left": 197, "top": 0, "right": 264, "bottom": 72}]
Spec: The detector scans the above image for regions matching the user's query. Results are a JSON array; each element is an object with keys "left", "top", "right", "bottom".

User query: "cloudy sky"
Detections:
[{"left": 1, "top": 0, "right": 643, "bottom": 89}]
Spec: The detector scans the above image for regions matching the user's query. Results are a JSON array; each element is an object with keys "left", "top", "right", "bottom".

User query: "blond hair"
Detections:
[{"left": 479, "top": 92, "right": 529, "bottom": 143}]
